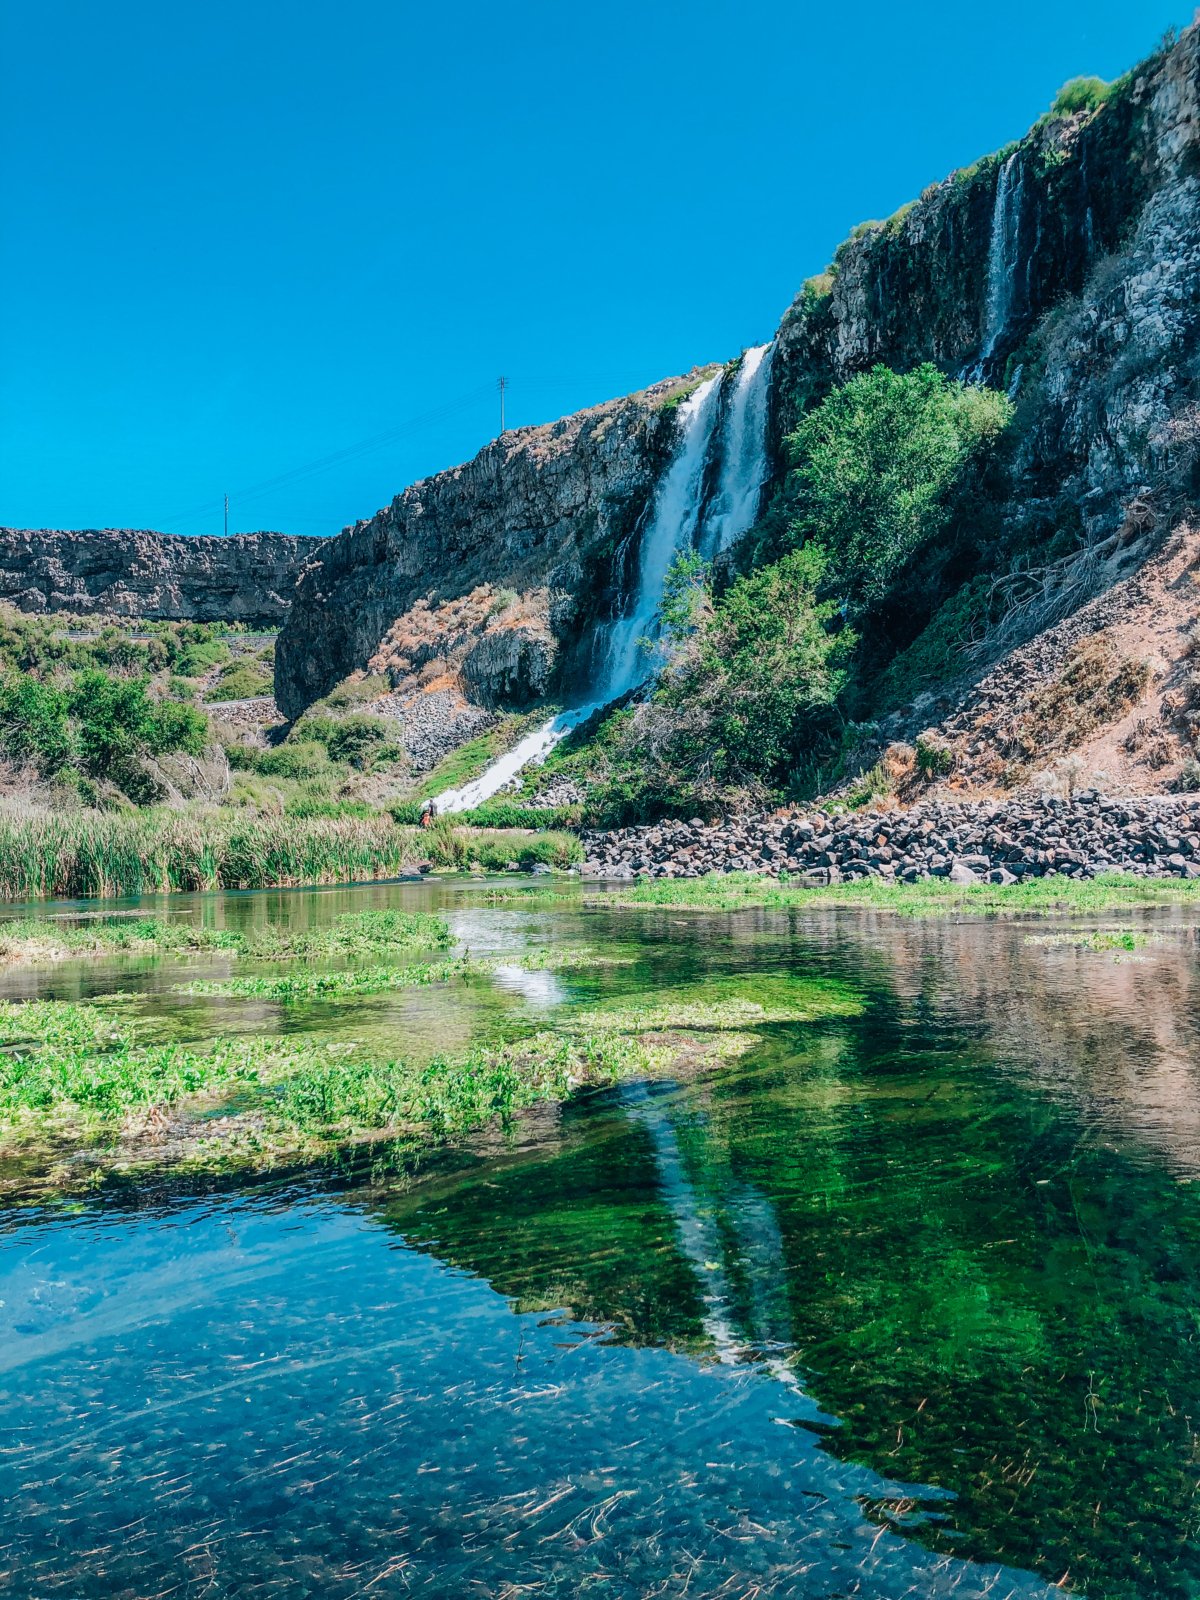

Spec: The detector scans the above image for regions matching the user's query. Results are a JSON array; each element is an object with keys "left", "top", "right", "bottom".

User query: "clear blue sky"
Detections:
[{"left": 1, "top": 1, "right": 1191, "bottom": 539}]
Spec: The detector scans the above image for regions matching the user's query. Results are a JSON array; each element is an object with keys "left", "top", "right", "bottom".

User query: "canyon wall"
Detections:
[
  {"left": 274, "top": 377, "right": 698, "bottom": 717},
  {"left": 0, "top": 528, "right": 323, "bottom": 624},
  {"left": 277, "top": 23, "right": 1200, "bottom": 721},
  {"left": 770, "top": 25, "right": 1200, "bottom": 544}
]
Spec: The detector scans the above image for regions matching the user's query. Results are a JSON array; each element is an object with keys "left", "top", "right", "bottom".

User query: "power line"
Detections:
[
  {"left": 161, "top": 368, "right": 683, "bottom": 534},
  {"left": 162, "top": 382, "right": 495, "bottom": 531}
]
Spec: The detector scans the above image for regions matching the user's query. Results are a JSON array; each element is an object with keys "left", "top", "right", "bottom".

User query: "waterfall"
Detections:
[
  {"left": 432, "top": 352, "right": 772, "bottom": 814},
  {"left": 698, "top": 342, "right": 774, "bottom": 558},
  {"left": 968, "top": 152, "right": 1025, "bottom": 381},
  {"left": 593, "top": 371, "right": 724, "bottom": 702}
]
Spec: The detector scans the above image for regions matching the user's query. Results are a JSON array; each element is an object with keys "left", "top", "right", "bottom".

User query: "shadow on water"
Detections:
[{"left": 1, "top": 881, "right": 1199, "bottom": 1596}]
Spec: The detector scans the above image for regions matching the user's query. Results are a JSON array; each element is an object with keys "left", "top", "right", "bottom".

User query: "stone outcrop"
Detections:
[{"left": 0, "top": 528, "right": 322, "bottom": 623}]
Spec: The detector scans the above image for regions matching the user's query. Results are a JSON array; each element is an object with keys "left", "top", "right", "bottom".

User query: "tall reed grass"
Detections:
[{"left": 0, "top": 809, "right": 428, "bottom": 900}]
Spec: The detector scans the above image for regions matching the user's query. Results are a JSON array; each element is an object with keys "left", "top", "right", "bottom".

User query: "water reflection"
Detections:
[{"left": 1, "top": 883, "right": 1199, "bottom": 1596}]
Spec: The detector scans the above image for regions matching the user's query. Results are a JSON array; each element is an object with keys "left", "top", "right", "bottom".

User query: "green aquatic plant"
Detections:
[
  {"left": 600, "top": 871, "right": 1200, "bottom": 917},
  {"left": 179, "top": 957, "right": 474, "bottom": 1000},
  {"left": 567, "top": 974, "right": 864, "bottom": 1034},
  {"left": 1024, "top": 926, "right": 1157, "bottom": 951},
  {"left": 176, "top": 946, "right": 624, "bottom": 1000},
  {"left": 0, "top": 907, "right": 452, "bottom": 965}
]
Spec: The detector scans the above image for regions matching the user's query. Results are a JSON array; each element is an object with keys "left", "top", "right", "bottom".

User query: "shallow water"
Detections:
[{"left": 2, "top": 881, "right": 1199, "bottom": 1598}]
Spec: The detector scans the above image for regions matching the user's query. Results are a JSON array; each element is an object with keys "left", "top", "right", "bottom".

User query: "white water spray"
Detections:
[
  {"left": 968, "top": 152, "right": 1025, "bottom": 380},
  {"left": 594, "top": 371, "right": 724, "bottom": 702},
  {"left": 699, "top": 342, "right": 774, "bottom": 558},
  {"left": 433, "top": 352, "right": 773, "bottom": 813}
]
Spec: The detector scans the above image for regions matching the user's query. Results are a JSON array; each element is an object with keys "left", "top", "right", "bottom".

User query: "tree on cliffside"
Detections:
[{"left": 785, "top": 363, "right": 1012, "bottom": 607}]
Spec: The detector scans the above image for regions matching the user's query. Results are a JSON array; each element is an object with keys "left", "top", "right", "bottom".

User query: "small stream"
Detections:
[{"left": 2, "top": 881, "right": 1199, "bottom": 1598}]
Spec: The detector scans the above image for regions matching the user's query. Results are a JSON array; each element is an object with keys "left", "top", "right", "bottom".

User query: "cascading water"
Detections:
[
  {"left": 433, "top": 351, "right": 772, "bottom": 813},
  {"left": 967, "top": 151, "right": 1025, "bottom": 381},
  {"left": 593, "top": 371, "right": 724, "bottom": 702},
  {"left": 698, "top": 342, "right": 774, "bottom": 558}
]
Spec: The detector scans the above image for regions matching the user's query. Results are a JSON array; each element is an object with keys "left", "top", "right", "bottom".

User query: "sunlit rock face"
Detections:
[
  {"left": 274, "top": 379, "right": 690, "bottom": 718},
  {"left": 0, "top": 528, "right": 322, "bottom": 624},
  {"left": 772, "top": 23, "right": 1200, "bottom": 545},
  {"left": 278, "top": 24, "right": 1200, "bottom": 724}
]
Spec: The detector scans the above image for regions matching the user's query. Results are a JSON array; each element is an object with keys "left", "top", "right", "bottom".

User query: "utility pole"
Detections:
[
  {"left": 498, "top": 376, "right": 507, "bottom": 436},
  {"left": 224, "top": 493, "right": 229, "bottom": 538}
]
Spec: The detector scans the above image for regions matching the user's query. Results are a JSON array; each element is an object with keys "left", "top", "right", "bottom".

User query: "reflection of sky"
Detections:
[{"left": 489, "top": 963, "right": 567, "bottom": 1009}]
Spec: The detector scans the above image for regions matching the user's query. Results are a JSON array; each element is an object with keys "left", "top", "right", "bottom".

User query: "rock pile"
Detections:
[
  {"left": 375, "top": 690, "right": 494, "bottom": 773},
  {"left": 583, "top": 791, "right": 1200, "bottom": 883},
  {"left": 526, "top": 778, "right": 586, "bottom": 809}
]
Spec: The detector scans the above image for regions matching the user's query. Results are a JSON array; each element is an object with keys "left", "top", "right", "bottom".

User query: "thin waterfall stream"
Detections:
[
  {"left": 966, "top": 151, "right": 1025, "bottom": 382},
  {"left": 434, "top": 346, "right": 774, "bottom": 812}
]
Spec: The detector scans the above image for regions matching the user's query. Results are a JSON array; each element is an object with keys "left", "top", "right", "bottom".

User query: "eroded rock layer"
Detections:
[{"left": 0, "top": 528, "right": 322, "bottom": 624}]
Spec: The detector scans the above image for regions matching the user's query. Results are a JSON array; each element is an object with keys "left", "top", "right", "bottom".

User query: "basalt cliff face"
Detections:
[
  {"left": 277, "top": 23, "right": 1200, "bottom": 728},
  {"left": 770, "top": 23, "right": 1200, "bottom": 547},
  {"left": 274, "top": 378, "right": 696, "bottom": 718},
  {"left": 0, "top": 528, "right": 322, "bottom": 624}
]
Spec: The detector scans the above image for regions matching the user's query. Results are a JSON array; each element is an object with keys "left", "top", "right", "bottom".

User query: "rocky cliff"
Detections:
[
  {"left": 770, "top": 25, "right": 1200, "bottom": 545},
  {"left": 274, "top": 376, "right": 701, "bottom": 717},
  {"left": 0, "top": 528, "right": 323, "bottom": 624},
  {"left": 277, "top": 22, "right": 1200, "bottom": 728}
]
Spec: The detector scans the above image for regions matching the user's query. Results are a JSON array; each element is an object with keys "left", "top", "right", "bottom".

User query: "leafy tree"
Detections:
[
  {"left": 786, "top": 364, "right": 1012, "bottom": 607},
  {"left": 677, "top": 543, "right": 853, "bottom": 780},
  {"left": 587, "top": 544, "right": 854, "bottom": 820},
  {"left": 0, "top": 676, "right": 73, "bottom": 772},
  {"left": 660, "top": 550, "right": 712, "bottom": 648}
]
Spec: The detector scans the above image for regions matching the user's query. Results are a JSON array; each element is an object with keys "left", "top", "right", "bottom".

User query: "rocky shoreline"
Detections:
[{"left": 582, "top": 792, "right": 1200, "bottom": 883}]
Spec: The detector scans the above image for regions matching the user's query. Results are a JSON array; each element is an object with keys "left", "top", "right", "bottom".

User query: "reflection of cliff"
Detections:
[
  {"left": 622, "top": 1080, "right": 806, "bottom": 1389},
  {"left": 366, "top": 910, "right": 1200, "bottom": 1598},
  {"left": 790, "top": 909, "right": 1200, "bottom": 1175},
  {"left": 373, "top": 1096, "right": 709, "bottom": 1350}
]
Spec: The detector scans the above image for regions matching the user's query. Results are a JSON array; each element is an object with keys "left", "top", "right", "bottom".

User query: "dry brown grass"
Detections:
[{"left": 999, "top": 635, "right": 1151, "bottom": 779}]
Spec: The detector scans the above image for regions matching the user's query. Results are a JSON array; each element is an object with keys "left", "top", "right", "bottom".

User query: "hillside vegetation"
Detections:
[{"left": 525, "top": 365, "right": 1016, "bottom": 822}]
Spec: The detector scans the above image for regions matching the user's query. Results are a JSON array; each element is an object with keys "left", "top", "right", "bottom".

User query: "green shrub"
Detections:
[
  {"left": 226, "top": 740, "right": 328, "bottom": 779},
  {"left": 658, "top": 544, "right": 853, "bottom": 789},
  {"left": 66, "top": 670, "right": 208, "bottom": 778},
  {"left": 325, "top": 715, "right": 403, "bottom": 769},
  {"left": 0, "top": 676, "right": 73, "bottom": 772},
  {"left": 389, "top": 799, "right": 581, "bottom": 830},
  {"left": 1050, "top": 76, "right": 1113, "bottom": 117},
  {"left": 786, "top": 364, "right": 1013, "bottom": 608},
  {"left": 319, "top": 672, "right": 389, "bottom": 709},
  {"left": 0, "top": 669, "right": 207, "bottom": 790},
  {"left": 173, "top": 639, "right": 230, "bottom": 677},
  {"left": 915, "top": 732, "right": 954, "bottom": 780},
  {"left": 206, "top": 662, "right": 273, "bottom": 702},
  {"left": 460, "top": 800, "right": 582, "bottom": 831},
  {"left": 844, "top": 761, "right": 893, "bottom": 809}
]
